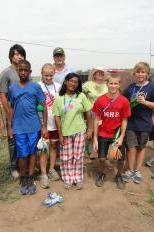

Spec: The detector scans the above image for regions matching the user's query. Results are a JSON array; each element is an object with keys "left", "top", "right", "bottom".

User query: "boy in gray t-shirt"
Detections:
[{"left": 0, "top": 44, "right": 26, "bottom": 179}]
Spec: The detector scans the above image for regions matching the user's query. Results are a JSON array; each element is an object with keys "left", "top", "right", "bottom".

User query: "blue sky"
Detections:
[{"left": 0, "top": 0, "right": 154, "bottom": 75}]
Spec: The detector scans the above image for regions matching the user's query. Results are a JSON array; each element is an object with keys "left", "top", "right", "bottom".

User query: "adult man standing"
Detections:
[
  {"left": 52, "top": 47, "right": 75, "bottom": 85},
  {"left": 0, "top": 44, "right": 26, "bottom": 179}
]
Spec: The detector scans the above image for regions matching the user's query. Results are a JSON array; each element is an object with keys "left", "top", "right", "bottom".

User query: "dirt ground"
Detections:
[{"left": 0, "top": 145, "right": 154, "bottom": 232}]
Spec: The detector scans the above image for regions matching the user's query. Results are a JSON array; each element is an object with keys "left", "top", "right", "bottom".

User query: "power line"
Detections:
[{"left": 0, "top": 38, "right": 149, "bottom": 56}]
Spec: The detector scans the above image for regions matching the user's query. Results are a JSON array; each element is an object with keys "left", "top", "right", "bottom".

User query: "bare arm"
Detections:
[
  {"left": 7, "top": 106, "right": 14, "bottom": 138},
  {"left": 93, "top": 115, "right": 100, "bottom": 152},
  {"left": 55, "top": 115, "right": 64, "bottom": 145},
  {"left": 116, "top": 118, "right": 128, "bottom": 147},
  {"left": 0, "top": 93, "right": 10, "bottom": 117},
  {"left": 41, "top": 102, "right": 48, "bottom": 138},
  {"left": 84, "top": 111, "right": 92, "bottom": 139}
]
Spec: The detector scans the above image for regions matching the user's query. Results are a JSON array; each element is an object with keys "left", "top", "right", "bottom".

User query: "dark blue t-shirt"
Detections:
[
  {"left": 9, "top": 81, "right": 46, "bottom": 134},
  {"left": 123, "top": 82, "right": 154, "bottom": 132}
]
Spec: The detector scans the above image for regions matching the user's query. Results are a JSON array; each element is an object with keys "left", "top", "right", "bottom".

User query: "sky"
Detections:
[{"left": 0, "top": 0, "right": 154, "bottom": 75}]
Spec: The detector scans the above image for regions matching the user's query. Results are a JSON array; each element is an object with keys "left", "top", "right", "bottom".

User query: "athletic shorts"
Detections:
[
  {"left": 47, "top": 130, "right": 59, "bottom": 141},
  {"left": 14, "top": 131, "right": 41, "bottom": 158},
  {"left": 125, "top": 130, "right": 149, "bottom": 150},
  {"left": 98, "top": 136, "right": 126, "bottom": 161}
]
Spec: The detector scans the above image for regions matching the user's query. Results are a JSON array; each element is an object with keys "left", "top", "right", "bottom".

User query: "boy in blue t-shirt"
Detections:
[
  {"left": 8, "top": 60, "right": 47, "bottom": 195},
  {"left": 123, "top": 62, "right": 154, "bottom": 184}
]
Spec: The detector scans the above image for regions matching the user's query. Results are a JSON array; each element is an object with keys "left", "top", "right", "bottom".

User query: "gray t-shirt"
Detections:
[{"left": 0, "top": 66, "right": 19, "bottom": 94}]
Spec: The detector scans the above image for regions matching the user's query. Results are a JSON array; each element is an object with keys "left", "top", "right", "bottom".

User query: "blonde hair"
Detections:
[
  {"left": 106, "top": 75, "right": 121, "bottom": 83},
  {"left": 41, "top": 63, "right": 55, "bottom": 73},
  {"left": 133, "top": 62, "right": 150, "bottom": 75}
]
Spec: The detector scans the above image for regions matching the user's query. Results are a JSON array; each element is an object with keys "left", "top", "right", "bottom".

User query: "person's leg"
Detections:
[
  {"left": 127, "top": 148, "right": 137, "bottom": 171},
  {"left": 133, "top": 132, "right": 149, "bottom": 184},
  {"left": 116, "top": 160, "right": 125, "bottom": 189},
  {"left": 60, "top": 136, "right": 74, "bottom": 189},
  {"left": 19, "top": 158, "right": 27, "bottom": 176},
  {"left": 28, "top": 154, "right": 36, "bottom": 176},
  {"left": 40, "top": 152, "right": 48, "bottom": 175},
  {"left": 122, "top": 131, "right": 138, "bottom": 182},
  {"left": 39, "top": 151, "right": 49, "bottom": 188},
  {"left": 95, "top": 137, "right": 110, "bottom": 187},
  {"left": 26, "top": 131, "right": 41, "bottom": 194},
  {"left": 8, "top": 137, "right": 19, "bottom": 179},
  {"left": 48, "top": 141, "right": 60, "bottom": 181},
  {"left": 14, "top": 133, "right": 30, "bottom": 194},
  {"left": 73, "top": 132, "right": 85, "bottom": 189},
  {"left": 136, "top": 148, "right": 145, "bottom": 171}
]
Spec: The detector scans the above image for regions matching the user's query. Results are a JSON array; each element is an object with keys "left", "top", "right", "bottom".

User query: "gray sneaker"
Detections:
[
  {"left": 132, "top": 170, "right": 142, "bottom": 184},
  {"left": 122, "top": 170, "right": 134, "bottom": 183},
  {"left": 48, "top": 169, "right": 60, "bottom": 181},
  {"left": 40, "top": 175, "right": 49, "bottom": 189}
]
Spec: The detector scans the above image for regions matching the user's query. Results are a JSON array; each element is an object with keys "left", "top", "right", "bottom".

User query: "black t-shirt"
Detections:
[{"left": 123, "top": 82, "right": 154, "bottom": 132}]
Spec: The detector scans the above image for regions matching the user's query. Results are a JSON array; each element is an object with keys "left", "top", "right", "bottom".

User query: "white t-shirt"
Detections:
[
  {"left": 54, "top": 65, "right": 75, "bottom": 85},
  {"left": 38, "top": 81, "right": 61, "bottom": 131}
]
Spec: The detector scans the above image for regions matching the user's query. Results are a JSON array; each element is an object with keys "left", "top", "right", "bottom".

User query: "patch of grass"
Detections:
[
  {"left": 0, "top": 138, "right": 21, "bottom": 203},
  {"left": 149, "top": 189, "right": 154, "bottom": 204}
]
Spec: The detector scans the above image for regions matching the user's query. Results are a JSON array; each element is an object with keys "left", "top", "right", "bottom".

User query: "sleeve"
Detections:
[
  {"left": 121, "top": 98, "right": 131, "bottom": 118},
  {"left": 81, "top": 93, "right": 92, "bottom": 112},
  {"left": 35, "top": 84, "right": 46, "bottom": 103},
  {"left": 8, "top": 86, "right": 14, "bottom": 107},
  {"left": 0, "top": 71, "right": 9, "bottom": 93},
  {"left": 149, "top": 84, "right": 154, "bottom": 101},
  {"left": 92, "top": 98, "right": 102, "bottom": 118},
  {"left": 52, "top": 97, "right": 61, "bottom": 116}
]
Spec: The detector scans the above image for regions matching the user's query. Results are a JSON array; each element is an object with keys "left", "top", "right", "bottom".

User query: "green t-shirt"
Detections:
[
  {"left": 53, "top": 92, "right": 91, "bottom": 136},
  {"left": 83, "top": 81, "right": 108, "bottom": 104}
]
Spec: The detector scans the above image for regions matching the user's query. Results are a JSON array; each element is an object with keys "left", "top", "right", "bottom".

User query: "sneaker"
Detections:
[
  {"left": 76, "top": 182, "right": 83, "bottom": 190},
  {"left": 95, "top": 173, "right": 106, "bottom": 187},
  {"left": 132, "top": 170, "right": 142, "bottom": 184},
  {"left": 145, "top": 160, "right": 154, "bottom": 167},
  {"left": 48, "top": 169, "right": 60, "bottom": 181},
  {"left": 27, "top": 176, "right": 37, "bottom": 195},
  {"left": 115, "top": 175, "right": 125, "bottom": 190},
  {"left": 19, "top": 176, "right": 28, "bottom": 195},
  {"left": 11, "top": 170, "right": 19, "bottom": 180},
  {"left": 40, "top": 175, "right": 49, "bottom": 189},
  {"left": 64, "top": 183, "right": 73, "bottom": 190},
  {"left": 122, "top": 170, "right": 134, "bottom": 183}
]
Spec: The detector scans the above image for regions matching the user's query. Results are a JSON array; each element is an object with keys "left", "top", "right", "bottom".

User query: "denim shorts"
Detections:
[
  {"left": 98, "top": 136, "right": 126, "bottom": 161},
  {"left": 125, "top": 130, "right": 149, "bottom": 150},
  {"left": 14, "top": 131, "right": 41, "bottom": 158}
]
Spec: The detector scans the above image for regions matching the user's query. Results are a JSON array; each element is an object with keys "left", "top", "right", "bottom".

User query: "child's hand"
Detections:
[
  {"left": 93, "top": 137, "right": 98, "bottom": 152},
  {"left": 59, "top": 134, "right": 64, "bottom": 146},
  {"left": 85, "top": 129, "right": 92, "bottom": 140},
  {"left": 137, "top": 95, "right": 146, "bottom": 104},
  {"left": 41, "top": 127, "right": 48, "bottom": 139},
  {"left": 8, "top": 128, "right": 13, "bottom": 139},
  {"left": 115, "top": 136, "right": 123, "bottom": 147}
]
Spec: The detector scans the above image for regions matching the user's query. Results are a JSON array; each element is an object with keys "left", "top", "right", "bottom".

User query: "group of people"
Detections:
[{"left": 0, "top": 44, "right": 154, "bottom": 195}]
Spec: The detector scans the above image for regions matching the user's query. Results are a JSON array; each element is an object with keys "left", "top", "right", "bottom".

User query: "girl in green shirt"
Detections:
[
  {"left": 83, "top": 68, "right": 108, "bottom": 157},
  {"left": 53, "top": 73, "right": 92, "bottom": 189}
]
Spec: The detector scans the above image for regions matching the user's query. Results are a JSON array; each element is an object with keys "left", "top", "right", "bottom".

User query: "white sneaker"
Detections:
[
  {"left": 40, "top": 175, "right": 49, "bottom": 189},
  {"left": 132, "top": 171, "right": 142, "bottom": 184},
  {"left": 11, "top": 170, "right": 19, "bottom": 180}
]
